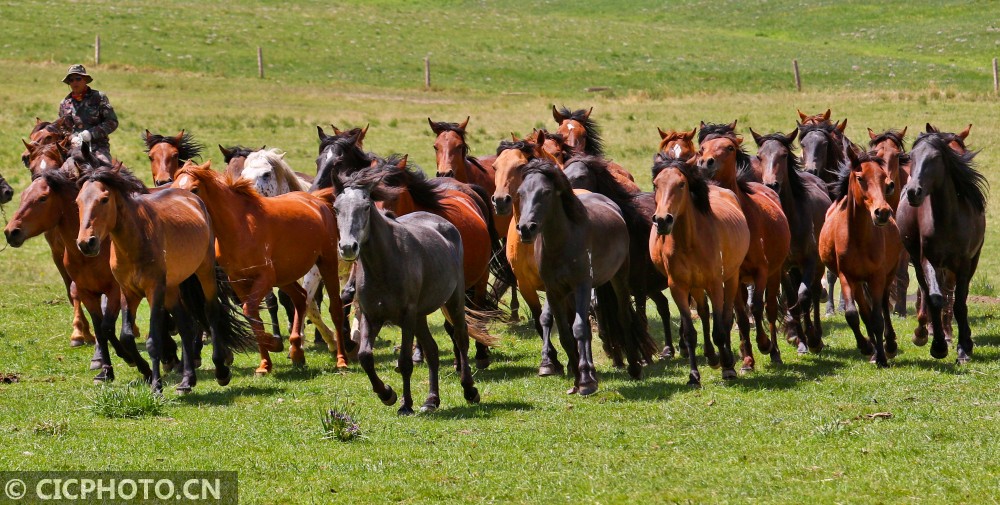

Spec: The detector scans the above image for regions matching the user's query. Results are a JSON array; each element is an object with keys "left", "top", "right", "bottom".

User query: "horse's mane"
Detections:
[
  {"left": 244, "top": 148, "right": 307, "bottom": 192},
  {"left": 651, "top": 158, "right": 711, "bottom": 215},
  {"left": 555, "top": 106, "right": 604, "bottom": 156},
  {"left": 496, "top": 140, "right": 536, "bottom": 156},
  {"left": 520, "top": 158, "right": 588, "bottom": 223},
  {"left": 912, "top": 133, "right": 988, "bottom": 212},
  {"left": 143, "top": 131, "right": 204, "bottom": 162},
  {"left": 697, "top": 122, "right": 737, "bottom": 144},
  {"left": 923, "top": 125, "right": 968, "bottom": 152},
  {"left": 564, "top": 155, "right": 647, "bottom": 230},
  {"left": 78, "top": 163, "right": 149, "bottom": 196},
  {"left": 374, "top": 154, "right": 444, "bottom": 212},
  {"left": 319, "top": 134, "right": 373, "bottom": 166},
  {"left": 831, "top": 152, "right": 885, "bottom": 203},
  {"left": 756, "top": 133, "right": 805, "bottom": 199},
  {"left": 220, "top": 145, "right": 257, "bottom": 163},
  {"left": 869, "top": 129, "right": 910, "bottom": 166},
  {"left": 36, "top": 167, "right": 79, "bottom": 195},
  {"left": 700, "top": 133, "right": 757, "bottom": 194},
  {"left": 32, "top": 117, "right": 72, "bottom": 137},
  {"left": 333, "top": 163, "right": 410, "bottom": 206},
  {"left": 429, "top": 121, "right": 466, "bottom": 140}
]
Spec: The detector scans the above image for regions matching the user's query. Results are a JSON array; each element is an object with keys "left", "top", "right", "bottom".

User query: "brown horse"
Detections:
[
  {"left": 898, "top": 128, "right": 986, "bottom": 364},
  {"left": 219, "top": 144, "right": 260, "bottom": 179},
  {"left": 656, "top": 127, "right": 698, "bottom": 161},
  {"left": 76, "top": 162, "right": 256, "bottom": 394},
  {"left": 650, "top": 157, "right": 749, "bottom": 385},
  {"left": 172, "top": 161, "right": 350, "bottom": 373},
  {"left": 530, "top": 129, "right": 572, "bottom": 167},
  {"left": 696, "top": 128, "right": 790, "bottom": 371},
  {"left": 144, "top": 130, "right": 204, "bottom": 186},
  {"left": 551, "top": 105, "right": 636, "bottom": 184},
  {"left": 868, "top": 127, "right": 913, "bottom": 317},
  {"left": 819, "top": 150, "right": 901, "bottom": 366},
  {"left": 428, "top": 117, "right": 497, "bottom": 191},
  {"left": 20, "top": 117, "right": 73, "bottom": 168},
  {"left": 751, "top": 128, "right": 831, "bottom": 353}
]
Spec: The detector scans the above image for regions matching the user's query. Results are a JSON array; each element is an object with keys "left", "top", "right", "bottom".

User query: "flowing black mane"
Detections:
[
  {"left": 697, "top": 122, "right": 736, "bottom": 144},
  {"left": 496, "top": 140, "right": 536, "bottom": 156},
  {"left": 143, "top": 131, "right": 204, "bottom": 162},
  {"left": 832, "top": 152, "right": 884, "bottom": 203},
  {"left": 520, "top": 158, "right": 588, "bottom": 223},
  {"left": 314, "top": 133, "right": 376, "bottom": 191},
  {"left": 564, "top": 155, "right": 647, "bottom": 230},
  {"left": 555, "top": 106, "right": 604, "bottom": 156},
  {"left": 912, "top": 133, "right": 988, "bottom": 212},
  {"left": 220, "top": 145, "right": 257, "bottom": 163},
  {"left": 78, "top": 163, "right": 150, "bottom": 197},
  {"left": 374, "top": 154, "right": 445, "bottom": 212},
  {"left": 756, "top": 133, "right": 805, "bottom": 199},
  {"left": 651, "top": 158, "right": 711, "bottom": 215},
  {"left": 37, "top": 166, "right": 79, "bottom": 195}
]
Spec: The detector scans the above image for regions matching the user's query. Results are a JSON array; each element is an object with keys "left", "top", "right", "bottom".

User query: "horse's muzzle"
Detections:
[
  {"left": 77, "top": 236, "right": 101, "bottom": 257},
  {"left": 4, "top": 227, "right": 25, "bottom": 248},
  {"left": 338, "top": 240, "right": 360, "bottom": 262},
  {"left": 492, "top": 195, "right": 513, "bottom": 216},
  {"left": 905, "top": 186, "right": 926, "bottom": 207},
  {"left": 437, "top": 169, "right": 454, "bottom": 178},
  {"left": 517, "top": 222, "right": 538, "bottom": 243},
  {"left": 155, "top": 179, "right": 173, "bottom": 187},
  {"left": 652, "top": 214, "right": 674, "bottom": 235},
  {"left": 872, "top": 207, "right": 892, "bottom": 227}
]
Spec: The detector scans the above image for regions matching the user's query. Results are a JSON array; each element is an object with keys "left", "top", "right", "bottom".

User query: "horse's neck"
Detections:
[
  {"left": 537, "top": 199, "right": 578, "bottom": 261},
  {"left": 108, "top": 197, "right": 148, "bottom": 264},
  {"left": 53, "top": 193, "right": 82, "bottom": 248},
  {"left": 357, "top": 205, "right": 400, "bottom": 280},
  {"left": 670, "top": 207, "right": 700, "bottom": 250},
  {"left": 928, "top": 174, "right": 968, "bottom": 226},
  {"left": 202, "top": 185, "right": 253, "bottom": 250},
  {"left": 844, "top": 187, "right": 875, "bottom": 241},
  {"left": 714, "top": 161, "right": 740, "bottom": 193}
]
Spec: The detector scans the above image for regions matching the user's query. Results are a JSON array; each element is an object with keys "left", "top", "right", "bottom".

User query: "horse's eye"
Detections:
[
  {"left": 148, "top": 155, "right": 153, "bottom": 161},
  {"left": 38, "top": 195, "right": 48, "bottom": 203},
  {"left": 100, "top": 196, "right": 110, "bottom": 204},
  {"left": 679, "top": 182, "right": 686, "bottom": 189}
]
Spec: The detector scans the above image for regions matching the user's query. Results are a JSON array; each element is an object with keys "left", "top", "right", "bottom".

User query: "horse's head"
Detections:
[
  {"left": 145, "top": 129, "right": 203, "bottom": 187},
  {"left": 752, "top": 128, "right": 798, "bottom": 194},
  {"left": 429, "top": 117, "right": 470, "bottom": 178},
  {"left": 797, "top": 108, "right": 832, "bottom": 125},
  {"left": 77, "top": 163, "right": 147, "bottom": 257},
  {"left": 553, "top": 105, "right": 594, "bottom": 155},
  {"left": 4, "top": 170, "right": 75, "bottom": 247},
  {"left": 314, "top": 125, "right": 369, "bottom": 192},
  {"left": 515, "top": 158, "right": 566, "bottom": 244},
  {"left": 651, "top": 157, "right": 708, "bottom": 236},
  {"left": 219, "top": 144, "right": 260, "bottom": 179},
  {"left": 925, "top": 123, "right": 971, "bottom": 155},
  {"left": 493, "top": 136, "right": 549, "bottom": 216},
  {"left": 657, "top": 127, "right": 697, "bottom": 160},
  {"left": 332, "top": 174, "right": 379, "bottom": 262},
  {"left": 0, "top": 172, "right": 12, "bottom": 205},
  {"left": 798, "top": 122, "right": 842, "bottom": 176},
  {"left": 844, "top": 150, "right": 894, "bottom": 227},
  {"left": 562, "top": 158, "right": 595, "bottom": 191},
  {"left": 21, "top": 117, "right": 72, "bottom": 168},
  {"left": 22, "top": 137, "right": 70, "bottom": 177},
  {"left": 696, "top": 134, "right": 742, "bottom": 181},
  {"left": 241, "top": 150, "right": 288, "bottom": 197}
]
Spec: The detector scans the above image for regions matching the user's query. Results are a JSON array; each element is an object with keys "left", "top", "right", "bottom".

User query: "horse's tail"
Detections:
[
  {"left": 179, "top": 266, "right": 257, "bottom": 353},
  {"left": 594, "top": 281, "right": 658, "bottom": 368},
  {"left": 464, "top": 307, "right": 500, "bottom": 347},
  {"left": 467, "top": 183, "right": 516, "bottom": 306}
]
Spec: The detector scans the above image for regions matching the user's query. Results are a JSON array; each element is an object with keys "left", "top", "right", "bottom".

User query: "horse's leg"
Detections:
[
  {"left": 69, "top": 282, "right": 95, "bottom": 347},
  {"left": 671, "top": 285, "right": 700, "bottom": 386},
  {"left": 610, "top": 275, "right": 643, "bottom": 379},
  {"left": 859, "top": 278, "right": 888, "bottom": 368},
  {"left": 170, "top": 304, "right": 199, "bottom": 393},
  {"left": 119, "top": 292, "right": 151, "bottom": 379},
  {"left": 396, "top": 315, "right": 416, "bottom": 416},
  {"left": 79, "top": 292, "right": 114, "bottom": 384},
  {"left": 893, "top": 250, "right": 910, "bottom": 317},
  {"left": 357, "top": 313, "right": 395, "bottom": 405},
  {"left": 735, "top": 285, "right": 755, "bottom": 372},
  {"left": 696, "top": 297, "right": 718, "bottom": 368},
  {"left": 942, "top": 272, "right": 956, "bottom": 345},
  {"left": 145, "top": 289, "right": 168, "bottom": 395},
  {"left": 840, "top": 274, "right": 875, "bottom": 358},
  {"left": 824, "top": 269, "right": 838, "bottom": 316},
  {"left": 954, "top": 263, "right": 976, "bottom": 364},
  {"left": 441, "top": 289, "right": 480, "bottom": 404},
  {"left": 317, "top": 259, "right": 349, "bottom": 368},
  {"left": 242, "top": 277, "right": 279, "bottom": 376},
  {"left": 471, "top": 279, "right": 492, "bottom": 370},
  {"left": 764, "top": 271, "right": 784, "bottom": 365},
  {"left": 571, "top": 283, "right": 599, "bottom": 396},
  {"left": 783, "top": 270, "right": 806, "bottom": 353},
  {"left": 277, "top": 290, "right": 295, "bottom": 336},
  {"left": 263, "top": 291, "right": 283, "bottom": 341},
  {"left": 649, "top": 291, "right": 674, "bottom": 359},
  {"left": 278, "top": 283, "right": 308, "bottom": 367},
  {"left": 917, "top": 257, "right": 948, "bottom": 359},
  {"left": 718, "top": 275, "right": 741, "bottom": 379},
  {"left": 749, "top": 272, "right": 770, "bottom": 355},
  {"left": 414, "top": 316, "right": 441, "bottom": 412},
  {"left": 523, "top": 287, "right": 560, "bottom": 376},
  {"left": 881, "top": 274, "right": 899, "bottom": 360}
]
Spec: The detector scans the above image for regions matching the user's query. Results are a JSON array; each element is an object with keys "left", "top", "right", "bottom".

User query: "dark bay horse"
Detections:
[
  {"left": 551, "top": 105, "right": 636, "bottom": 184},
  {"left": 333, "top": 167, "right": 494, "bottom": 414},
  {"left": 898, "top": 130, "right": 987, "bottom": 363},
  {"left": 75, "top": 163, "right": 256, "bottom": 393},
  {"left": 516, "top": 158, "right": 657, "bottom": 395},
  {"left": 650, "top": 158, "right": 749, "bottom": 385},
  {"left": 144, "top": 130, "right": 204, "bottom": 186},
  {"left": 172, "top": 161, "right": 349, "bottom": 373},
  {"left": 219, "top": 144, "right": 259, "bottom": 179},
  {"left": 751, "top": 128, "right": 832, "bottom": 353},
  {"left": 310, "top": 126, "right": 373, "bottom": 191},
  {"left": 696, "top": 129, "right": 790, "bottom": 371},
  {"left": 819, "top": 150, "right": 901, "bottom": 367}
]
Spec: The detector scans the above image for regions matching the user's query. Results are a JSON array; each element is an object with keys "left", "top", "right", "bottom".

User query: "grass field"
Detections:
[{"left": 2, "top": 1, "right": 1000, "bottom": 503}]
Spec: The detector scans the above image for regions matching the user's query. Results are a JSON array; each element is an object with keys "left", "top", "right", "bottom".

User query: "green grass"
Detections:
[
  {"left": 91, "top": 380, "right": 170, "bottom": 419},
  {"left": 2, "top": 1, "right": 1000, "bottom": 503}
]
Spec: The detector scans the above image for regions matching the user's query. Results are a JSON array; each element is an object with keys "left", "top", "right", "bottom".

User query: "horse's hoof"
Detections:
[
  {"left": 771, "top": 355, "right": 784, "bottom": 366},
  {"left": 216, "top": 370, "right": 232, "bottom": 387},
  {"left": 538, "top": 363, "right": 563, "bottom": 377},
  {"left": 721, "top": 368, "right": 738, "bottom": 380},
  {"left": 464, "top": 387, "right": 481, "bottom": 404},
  {"left": 421, "top": 397, "right": 440, "bottom": 412},
  {"left": 740, "top": 365, "right": 754, "bottom": 374},
  {"left": 659, "top": 346, "right": 675, "bottom": 360},
  {"left": 912, "top": 328, "right": 929, "bottom": 346},
  {"left": 380, "top": 387, "right": 398, "bottom": 406},
  {"left": 686, "top": 377, "right": 702, "bottom": 388},
  {"left": 885, "top": 343, "right": 898, "bottom": 359},
  {"left": 254, "top": 367, "right": 270, "bottom": 377},
  {"left": 809, "top": 341, "right": 825, "bottom": 355},
  {"left": 175, "top": 385, "right": 192, "bottom": 395},
  {"left": 336, "top": 358, "right": 348, "bottom": 369},
  {"left": 930, "top": 343, "right": 949, "bottom": 360},
  {"left": 90, "top": 359, "right": 103, "bottom": 371},
  {"left": 475, "top": 357, "right": 491, "bottom": 370},
  {"left": 69, "top": 338, "right": 88, "bottom": 348},
  {"left": 797, "top": 341, "right": 808, "bottom": 355},
  {"left": 857, "top": 341, "right": 875, "bottom": 357},
  {"left": 93, "top": 367, "right": 114, "bottom": 384},
  {"left": 397, "top": 406, "right": 414, "bottom": 416},
  {"left": 875, "top": 358, "right": 890, "bottom": 369},
  {"left": 577, "top": 383, "right": 598, "bottom": 396},
  {"left": 289, "top": 349, "right": 305, "bottom": 367},
  {"left": 627, "top": 363, "right": 643, "bottom": 380},
  {"left": 508, "top": 312, "right": 521, "bottom": 323}
]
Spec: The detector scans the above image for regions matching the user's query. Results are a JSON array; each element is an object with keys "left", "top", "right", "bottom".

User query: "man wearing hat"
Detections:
[{"left": 58, "top": 64, "right": 118, "bottom": 164}]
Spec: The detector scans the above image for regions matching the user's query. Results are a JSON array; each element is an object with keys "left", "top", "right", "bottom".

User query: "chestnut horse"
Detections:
[
  {"left": 751, "top": 128, "right": 832, "bottom": 353},
  {"left": 428, "top": 117, "right": 497, "bottom": 194},
  {"left": 650, "top": 158, "right": 749, "bottom": 385},
  {"left": 656, "top": 127, "right": 698, "bottom": 161},
  {"left": 868, "top": 128, "right": 913, "bottom": 317},
  {"left": 530, "top": 129, "right": 572, "bottom": 167},
  {"left": 172, "top": 161, "right": 349, "bottom": 373},
  {"left": 76, "top": 163, "right": 256, "bottom": 394},
  {"left": 820, "top": 150, "right": 901, "bottom": 366},
  {"left": 898, "top": 129, "right": 986, "bottom": 364},
  {"left": 551, "top": 106, "right": 636, "bottom": 186},
  {"left": 332, "top": 167, "right": 494, "bottom": 414},
  {"left": 516, "top": 158, "right": 656, "bottom": 395},
  {"left": 696, "top": 129, "right": 790, "bottom": 371},
  {"left": 144, "top": 130, "right": 204, "bottom": 186},
  {"left": 20, "top": 117, "right": 73, "bottom": 168}
]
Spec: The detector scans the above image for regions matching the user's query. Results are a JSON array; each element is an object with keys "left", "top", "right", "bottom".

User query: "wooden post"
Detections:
[
  {"left": 993, "top": 57, "right": 998, "bottom": 94},
  {"left": 792, "top": 59, "right": 801, "bottom": 92},
  {"left": 94, "top": 35, "right": 100, "bottom": 65},
  {"left": 257, "top": 46, "right": 264, "bottom": 79},
  {"left": 424, "top": 56, "right": 431, "bottom": 89}
]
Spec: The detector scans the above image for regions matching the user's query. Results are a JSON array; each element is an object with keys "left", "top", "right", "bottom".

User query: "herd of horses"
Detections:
[{"left": 1, "top": 106, "right": 988, "bottom": 413}]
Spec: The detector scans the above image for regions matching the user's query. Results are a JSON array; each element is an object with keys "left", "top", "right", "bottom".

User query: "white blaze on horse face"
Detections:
[
  {"left": 40, "top": 159, "right": 48, "bottom": 171},
  {"left": 566, "top": 123, "right": 575, "bottom": 131},
  {"left": 672, "top": 144, "right": 682, "bottom": 159}
]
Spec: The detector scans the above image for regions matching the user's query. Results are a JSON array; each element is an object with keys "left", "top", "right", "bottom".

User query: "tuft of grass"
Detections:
[
  {"left": 320, "top": 406, "right": 362, "bottom": 442},
  {"left": 31, "top": 419, "right": 68, "bottom": 437},
  {"left": 91, "top": 380, "right": 169, "bottom": 419},
  {"left": 970, "top": 275, "right": 997, "bottom": 297}
]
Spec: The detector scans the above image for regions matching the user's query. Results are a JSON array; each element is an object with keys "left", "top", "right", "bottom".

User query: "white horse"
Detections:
[{"left": 240, "top": 148, "right": 355, "bottom": 357}]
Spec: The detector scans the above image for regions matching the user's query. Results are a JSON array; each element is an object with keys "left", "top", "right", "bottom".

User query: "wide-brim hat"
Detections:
[{"left": 62, "top": 64, "right": 93, "bottom": 84}]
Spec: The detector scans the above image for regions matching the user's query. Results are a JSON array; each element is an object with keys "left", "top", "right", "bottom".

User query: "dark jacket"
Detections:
[{"left": 58, "top": 88, "right": 118, "bottom": 150}]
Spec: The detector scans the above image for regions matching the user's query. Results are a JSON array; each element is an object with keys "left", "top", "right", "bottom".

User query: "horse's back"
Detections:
[
  {"left": 579, "top": 192, "right": 629, "bottom": 285},
  {"left": 709, "top": 187, "right": 751, "bottom": 274},
  {"left": 140, "top": 189, "right": 213, "bottom": 284}
]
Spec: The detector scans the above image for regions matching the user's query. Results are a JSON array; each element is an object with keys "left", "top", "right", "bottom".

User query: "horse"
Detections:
[
  {"left": 551, "top": 105, "right": 636, "bottom": 184},
  {"left": 75, "top": 162, "right": 256, "bottom": 394},
  {"left": 310, "top": 126, "right": 374, "bottom": 192},
  {"left": 0, "top": 171, "right": 12, "bottom": 204},
  {"left": 428, "top": 117, "right": 497, "bottom": 193},
  {"left": 656, "top": 127, "right": 698, "bottom": 161},
  {"left": 696, "top": 128, "right": 790, "bottom": 371},
  {"left": 868, "top": 128, "right": 913, "bottom": 317},
  {"left": 172, "top": 161, "right": 350, "bottom": 373},
  {"left": 751, "top": 128, "right": 832, "bottom": 353},
  {"left": 516, "top": 157, "right": 656, "bottom": 395},
  {"left": 530, "top": 129, "right": 572, "bottom": 167},
  {"left": 219, "top": 145, "right": 259, "bottom": 179},
  {"left": 562, "top": 154, "right": 707, "bottom": 362},
  {"left": 820, "top": 149, "right": 900, "bottom": 367},
  {"left": 20, "top": 117, "right": 73, "bottom": 168},
  {"left": 144, "top": 130, "right": 204, "bottom": 186},
  {"left": 650, "top": 157, "right": 749, "bottom": 385},
  {"left": 332, "top": 167, "right": 494, "bottom": 414},
  {"left": 898, "top": 130, "right": 987, "bottom": 364},
  {"left": 4, "top": 168, "right": 144, "bottom": 383}
]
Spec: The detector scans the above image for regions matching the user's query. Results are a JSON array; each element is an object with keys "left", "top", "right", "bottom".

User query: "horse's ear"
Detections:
[
  {"left": 727, "top": 119, "right": 738, "bottom": 131},
  {"left": 822, "top": 109, "right": 831, "bottom": 121},
  {"left": 459, "top": 116, "right": 470, "bottom": 131},
  {"left": 174, "top": 130, "right": 186, "bottom": 143},
  {"left": 899, "top": 126, "right": 907, "bottom": 138},
  {"left": 584, "top": 107, "right": 593, "bottom": 120},
  {"left": 796, "top": 120, "right": 803, "bottom": 129},
  {"left": 785, "top": 128, "right": 798, "bottom": 144},
  {"left": 21, "top": 138, "right": 33, "bottom": 152},
  {"left": 749, "top": 127, "right": 763, "bottom": 147},
  {"left": 684, "top": 127, "right": 697, "bottom": 140},
  {"left": 925, "top": 123, "right": 936, "bottom": 133},
  {"left": 219, "top": 144, "right": 232, "bottom": 158},
  {"left": 358, "top": 124, "right": 369, "bottom": 144},
  {"left": 958, "top": 123, "right": 972, "bottom": 140},
  {"left": 510, "top": 132, "right": 520, "bottom": 142},
  {"left": 734, "top": 135, "right": 744, "bottom": 146},
  {"left": 317, "top": 125, "right": 329, "bottom": 141},
  {"left": 797, "top": 109, "right": 808, "bottom": 121},
  {"left": 332, "top": 124, "right": 343, "bottom": 136},
  {"left": 867, "top": 128, "right": 876, "bottom": 140},
  {"left": 396, "top": 155, "right": 408, "bottom": 170},
  {"left": 836, "top": 118, "right": 848, "bottom": 132},
  {"left": 539, "top": 147, "right": 560, "bottom": 166},
  {"left": 699, "top": 120, "right": 707, "bottom": 130},
  {"left": 34, "top": 117, "right": 42, "bottom": 127},
  {"left": 202, "top": 160, "right": 213, "bottom": 170},
  {"left": 552, "top": 105, "right": 565, "bottom": 124},
  {"left": 144, "top": 129, "right": 153, "bottom": 143},
  {"left": 846, "top": 144, "right": 861, "bottom": 169},
  {"left": 428, "top": 117, "right": 442, "bottom": 135},
  {"left": 657, "top": 127, "right": 669, "bottom": 139}
]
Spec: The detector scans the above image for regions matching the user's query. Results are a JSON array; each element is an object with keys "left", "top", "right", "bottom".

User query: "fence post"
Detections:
[
  {"left": 792, "top": 59, "right": 801, "bottom": 92},
  {"left": 424, "top": 56, "right": 431, "bottom": 89},
  {"left": 95, "top": 35, "right": 101, "bottom": 65},
  {"left": 257, "top": 46, "right": 264, "bottom": 79},
  {"left": 993, "top": 57, "right": 998, "bottom": 94}
]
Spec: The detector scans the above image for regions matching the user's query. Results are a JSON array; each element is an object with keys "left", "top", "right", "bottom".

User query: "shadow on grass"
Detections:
[
  {"left": 429, "top": 400, "right": 534, "bottom": 420},
  {"left": 178, "top": 384, "right": 283, "bottom": 406}
]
